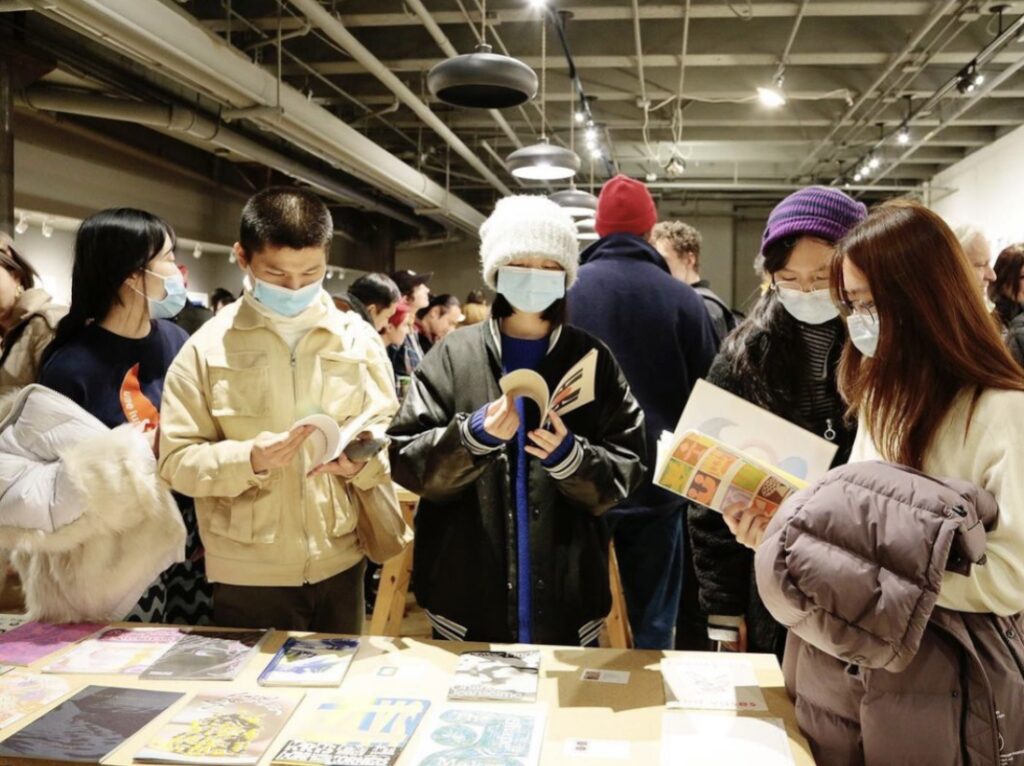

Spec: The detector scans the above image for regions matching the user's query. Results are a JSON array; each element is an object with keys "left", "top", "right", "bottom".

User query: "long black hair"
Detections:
[
  {"left": 42, "top": 208, "right": 175, "bottom": 365},
  {"left": 349, "top": 273, "right": 400, "bottom": 311},
  {"left": 716, "top": 237, "right": 828, "bottom": 411}
]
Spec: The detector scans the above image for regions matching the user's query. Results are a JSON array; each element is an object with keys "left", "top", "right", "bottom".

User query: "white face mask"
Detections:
[
  {"left": 776, "top": 286, "right": 840, "bottom": 325},
  {"left": 846, "top": 312, "right": 880, "bottom": 357}
]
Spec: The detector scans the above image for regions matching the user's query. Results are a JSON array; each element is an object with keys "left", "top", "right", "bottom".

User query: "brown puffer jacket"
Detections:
[{"left": 755, "top": 461, "right": 1024, "bottom": 765}]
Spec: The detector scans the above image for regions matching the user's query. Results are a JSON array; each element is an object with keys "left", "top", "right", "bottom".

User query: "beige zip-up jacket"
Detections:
[{"left": 158, "top": 293, "right": 399, "bottom": 587}]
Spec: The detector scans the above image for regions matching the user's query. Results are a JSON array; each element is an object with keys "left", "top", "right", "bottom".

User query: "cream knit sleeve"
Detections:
[{"left": 936, "top": 391, "right": 1024, "bottom": 616}]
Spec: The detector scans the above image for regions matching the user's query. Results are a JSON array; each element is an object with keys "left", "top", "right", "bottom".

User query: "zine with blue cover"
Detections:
[{"left": 258, "top": 637, "right": 360, "bottom": 688}]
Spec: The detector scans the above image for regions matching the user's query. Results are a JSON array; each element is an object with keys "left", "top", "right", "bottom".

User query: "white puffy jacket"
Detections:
[{"left": 0, "top": 385, "right": 185, "bottom": 622}]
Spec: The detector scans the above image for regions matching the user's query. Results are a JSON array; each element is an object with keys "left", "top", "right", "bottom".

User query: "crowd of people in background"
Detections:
[{"left": 1, "top": 175, "right": 1023, "bottom": 762}]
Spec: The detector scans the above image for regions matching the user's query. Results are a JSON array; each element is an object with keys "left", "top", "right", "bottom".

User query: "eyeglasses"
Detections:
[{"left": 774, "top": 278, "right": 831, "bottom": 293}]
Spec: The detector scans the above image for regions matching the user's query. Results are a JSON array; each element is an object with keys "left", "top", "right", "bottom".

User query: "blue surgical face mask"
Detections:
[
  {"left": 496, "top": 266, "right": 566, "bottom": 314},
  {"left": 249, "top": 270, "right": 323, "bottom": 317},
  {"left": 846, "top": 312, "right": 880, "bottom": 357},
  {"left": 143, "top": 270, "right": 188, "bottom": 320}
]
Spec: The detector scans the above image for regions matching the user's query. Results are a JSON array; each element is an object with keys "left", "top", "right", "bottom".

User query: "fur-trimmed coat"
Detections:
[{"left": 0, "top": 385, "right": 185, "bottom": 622}]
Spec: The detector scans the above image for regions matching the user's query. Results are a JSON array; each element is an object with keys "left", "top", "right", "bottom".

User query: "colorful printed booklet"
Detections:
[
  {"left": 654, "top": 379, "right": 838, "bottom": 516},
  {"left": 500, "top": 348, "right": 597, "bottom": 425},
  {"left": 0, "top": 671, "right": 73, "bottom": 730},
  {"left": 660, "top": 656, "right": 768, "bottom": 712},
  {"left": 43, "top": 627, "right": 185, "bottom": 676},
  {"left": 448, "top": 650, "right": 541, "bottom": 703},
  {"left": 0, "top": 622, "right": 104, "bottom": 667},
  {"left": 273, "top": 696, "right": 430, "bottom": 766},
  {"left": 0, "top": 685, "right": 182, "bottom": 763},
  {"left": 134, "top": 691, "right": 302, "bottom": 766},
  {"left": 141, "top": 630, "right": 267, "bottom": 681},
  {"left": 258, "top": 637, "right": 359, "bottom": 687},
  {"left": 404, "top": 704, "right": 545, "bottom": 766}
]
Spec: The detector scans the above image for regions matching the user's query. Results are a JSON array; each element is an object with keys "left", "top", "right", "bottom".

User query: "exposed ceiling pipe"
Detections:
[
  {"left": 18, "top": 85, "right": 428, "bottom": 234},
  {"left": 32, "top": 0, "right": 486, "bottom": 234},
  {"left": 865, "top": 51, "right": 1024, "bottom": 188},
  {"left": 403, "top": 0, "right": 523, "bottom": 151},
  {"left": 791, "top": 0, "right": 962, "bottom": 178},
  {"left": 286, "top": 0, "right": 512, "bottom": 197},
  {"left": 646, "top": 181, "right": 924, "bottom": 193}
]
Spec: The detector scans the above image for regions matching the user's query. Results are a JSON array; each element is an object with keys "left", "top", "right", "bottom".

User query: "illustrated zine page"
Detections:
[{"left": 404, "top": 704, "right": 546, "bottom": 766}]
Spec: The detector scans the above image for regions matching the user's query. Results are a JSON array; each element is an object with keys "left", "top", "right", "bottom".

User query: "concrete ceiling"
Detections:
[{"left": 15, "top": 0, "right": 1024, "bottom": 226}]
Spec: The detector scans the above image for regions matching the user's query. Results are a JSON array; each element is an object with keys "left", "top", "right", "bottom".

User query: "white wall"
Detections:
[{"left": 929, "top": 123, "right": 1024, "bottom": 254}]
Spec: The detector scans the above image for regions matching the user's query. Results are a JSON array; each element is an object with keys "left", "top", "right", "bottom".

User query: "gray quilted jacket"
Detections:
[{"left": 756, "top": 461, "right": 1024, "bottom": 765}]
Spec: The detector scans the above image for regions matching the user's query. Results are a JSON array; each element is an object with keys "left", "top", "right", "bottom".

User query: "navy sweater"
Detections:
[
  {"left": 568, "top": 233, "right": 718, "bottom": 512},
  {"left": 40, "top": 320, "right": 188, "bottom": 428}
]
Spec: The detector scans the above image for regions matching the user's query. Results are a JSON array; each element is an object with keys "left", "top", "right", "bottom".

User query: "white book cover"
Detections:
[
  {"left": 448, "top": 650, "right": 540, "bottom": 702},
  {"left": 661, "top": 657, "right": 768, "bottom": 712},
  {"left": 405, "top": 704, "right": 546, "bottom": 766},
  {"left": 660, "top": 712, "right": 794, "bottom": 766}
]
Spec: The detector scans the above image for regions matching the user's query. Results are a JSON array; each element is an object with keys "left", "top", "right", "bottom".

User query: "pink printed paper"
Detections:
[{"left": 0, "top": 622, "right": 104, "bottom": 666}]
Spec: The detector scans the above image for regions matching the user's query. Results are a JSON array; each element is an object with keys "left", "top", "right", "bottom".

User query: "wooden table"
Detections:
[{"left": 0, "top": 629, "right": 816, "bottom": 765}]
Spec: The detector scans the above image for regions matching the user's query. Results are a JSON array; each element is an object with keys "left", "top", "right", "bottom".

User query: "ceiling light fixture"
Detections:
[
  {"left": 868, "top": 155, "right": 881, "bottom": 170},
  {"left": 192, "top": 242, "right": 203, "bottom": 259},
  {"left": 576, "top": 218, "right": 599, "bottom": 243},
  {"left": 666, "top": 156, "right": 687, "bottom": 177},
  {"left": 427, "top": 0, "right": 538, "bottom": 109},
  {"left": 40, "top": 218, "right": 53, "bottom": 238},
  {"left": 956, "top": 61, "right": 985, "bottom": 95},
  {"left": 14, "top": 212, "right": 27, "bottom": 235},
  {"left": 574, "top": 109, "right": 585, "bottom": 124},
  {"left": 896, "top": 123, "right": 910, "bottom": 145},
  {"left": 549, "top": 188, "right": 599, "bottom": 218},
  {"left": 646, "top": 171, "right": 658, "bottom": 183},
  {"left": 757, "top": 70, "right": 787, "bottom": 108},
  {"left": 506, "top": 7, "right": 579, "bottom": 180}
]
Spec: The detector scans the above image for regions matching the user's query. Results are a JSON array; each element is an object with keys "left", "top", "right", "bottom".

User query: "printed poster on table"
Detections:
[
  {"left": 0, "top": 672, "right": 74, "bottom": 730},
  {"left": 134, "top": 691, "right": 302, "bottom": 766},
  {"left": 43, "top": 627, "right": 185, "bottom": 676},
  {"left": 273, "top": 696, "right": 430, "bottom": 766},
  {"left": 404, "top": 705, "right": 546, "bottom": 766},
  {"left": 0, "top": 622, "right": 103, "bottom": 666},
  {"left": 661, "top": 656, "right": 768, "bottom": 712},
  {"left": 448, "top": 650, "right": 540, "bottom": 702},
  {"left": 0, "top": 685, "right": 182, "bottom": 763}
]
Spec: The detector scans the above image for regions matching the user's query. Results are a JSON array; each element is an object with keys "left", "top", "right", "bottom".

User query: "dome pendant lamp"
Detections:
[
  {"left": 427, "top": 0, "right": 538, "bottom": 109},
  {"left": 506, "top": 7, "right": 578, "bottom": 181},
  {"left": 549, "top": 187, "right": 598, "bottom": 217}
]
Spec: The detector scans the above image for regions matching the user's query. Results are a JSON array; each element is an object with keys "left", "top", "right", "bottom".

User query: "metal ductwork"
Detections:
[
  {"left": 19, "top": 85, "right": 428, "bottom": 234},
  {"left": 30, "top": 0, "right": 487, "bottom": 235},
  {"left": 285, "top": 0, "right": 512, "bottom": 196}
]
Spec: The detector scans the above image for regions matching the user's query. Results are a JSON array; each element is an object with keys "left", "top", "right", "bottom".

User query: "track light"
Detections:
[
  {"left": 896, "top": 124, "right": 910, "bottom": 145},
  {"left": 957, "top": 61, "right": 985, "bottom": 95},
  {"left": 584, "top": 126, "right": 598, "bottom": 142},
  {"left": 853, "top": 172, "right": 863, "bottom": 182},
  {"left": 868, "top": 155, "right": 880, "bottom": 170},
  {"left": 590, "top": 147, "right": 603, "bottom": 160},
  {"left": 192, "top": 242, "right": 203, "bottom": 259},
  {"left": 14, "top": 212, "right": 27, "bottom": 235},
  {"left": 574, "top": 110, "right": 585, "bottom": 124},
  {"left": 666, "top": 156, "right": 687, "bottom": 177},
  {"left": 228, "top": 252, "right": 237, "bottom": 264},
  {"left": 40, "top": 218, "right": 53, "bottom": 238},
  {"left": 757, "top": 71, "right": 786, "bottom": 108},
  {"left": 646, "top": 171, "right": 658, "bottom": 183}
]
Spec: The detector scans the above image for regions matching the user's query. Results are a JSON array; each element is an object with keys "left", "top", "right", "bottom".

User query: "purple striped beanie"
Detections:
[{"left": 761, "top": 186, "right": 868, "bottom": 255}]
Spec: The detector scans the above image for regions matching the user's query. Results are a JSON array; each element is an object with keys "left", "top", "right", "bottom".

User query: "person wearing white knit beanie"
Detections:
[{"left": 387, "top": 195, "right": 647, "bottom": 647}]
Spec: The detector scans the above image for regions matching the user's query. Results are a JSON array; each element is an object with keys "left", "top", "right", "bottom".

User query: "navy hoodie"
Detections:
[{"left": 568, "top": 232, "right": 718, "bottom": 513}]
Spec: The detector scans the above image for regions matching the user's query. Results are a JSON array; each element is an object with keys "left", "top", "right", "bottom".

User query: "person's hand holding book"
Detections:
[
  {"left": 250, "top": 425, "right": 314, "bottom": 474},
  {"left": 724, "top": 504, "right": 770, "bottom": 551},
  {"left": 483, "top": 393, "right": 520, "bottom": 442},
  {"left": 525, "top": 411, "right": 570, "bottom": 461}
]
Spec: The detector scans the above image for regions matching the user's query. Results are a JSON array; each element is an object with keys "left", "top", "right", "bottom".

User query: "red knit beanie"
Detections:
[{"left": 595, "top": 174, "right": 658, "bottom": 238}]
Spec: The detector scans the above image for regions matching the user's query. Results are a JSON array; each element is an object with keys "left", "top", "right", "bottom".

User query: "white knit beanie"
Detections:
[{"left": 479, "top": 195, "right": 580, "bottom": 289}]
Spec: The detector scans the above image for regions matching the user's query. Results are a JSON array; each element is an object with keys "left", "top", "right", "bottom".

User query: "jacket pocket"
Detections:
[
  {"left": 207, "top": 486, "right": 279, "bottom": 544},
  {"left": 318, "top": 351, "right": 368, "bottom": 419},
  {"left": 207, "top": 352, "right": 270, "bottom": 418},
  {"left": 325, "top": 476, "right": 357, "bottom": 538}
]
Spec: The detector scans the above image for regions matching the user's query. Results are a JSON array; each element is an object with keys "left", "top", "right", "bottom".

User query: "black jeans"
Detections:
[{"left": 213, "top": 559, "right": 366, "bottom": 634}]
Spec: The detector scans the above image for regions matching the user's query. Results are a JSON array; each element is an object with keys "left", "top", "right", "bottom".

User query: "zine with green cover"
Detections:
[{"left": 273, "top": 697, "right": 430, "bottom": 766}]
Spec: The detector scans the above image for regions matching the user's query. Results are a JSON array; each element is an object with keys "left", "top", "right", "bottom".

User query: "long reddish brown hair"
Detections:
[{"left": 832, "top": 199, "right": 1024, "bottom": 470}]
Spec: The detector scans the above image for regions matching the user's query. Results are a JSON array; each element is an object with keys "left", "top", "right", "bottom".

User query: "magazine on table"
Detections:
[
  {"left": 404, "top": 704, "right": 546, "bottom": 766},
  {"left": 258, "top": 637, "right": 360, "bottom": 688},
  {"left": 447, "top": 650, "right": 541, "bottom": 703},
  {"left": 140, "top": 630, "right": 268, "bottom": 682},
  {"left": 0, "top": 622, "right": 104, "bottom": 667},
  {"left": 43, "top": 627, "right": 185, "bottom": 676},
  {"left": 272, "top": 696, "right": 430, "bottom": 766},
  {"left": 134, "top": 691, "right": 303, "bottom": 766},
  {"left": 660, "top": 656, "right": 768, "bottom": 712},
  {"left": 0, "top": 671, "right": 74, "bottom": 730},
  {"left": 654, "top": 379, "right": 838, "bottom": 517},
  {"left": 0, "top": 685, "right": 182, "bottom": 763}
]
